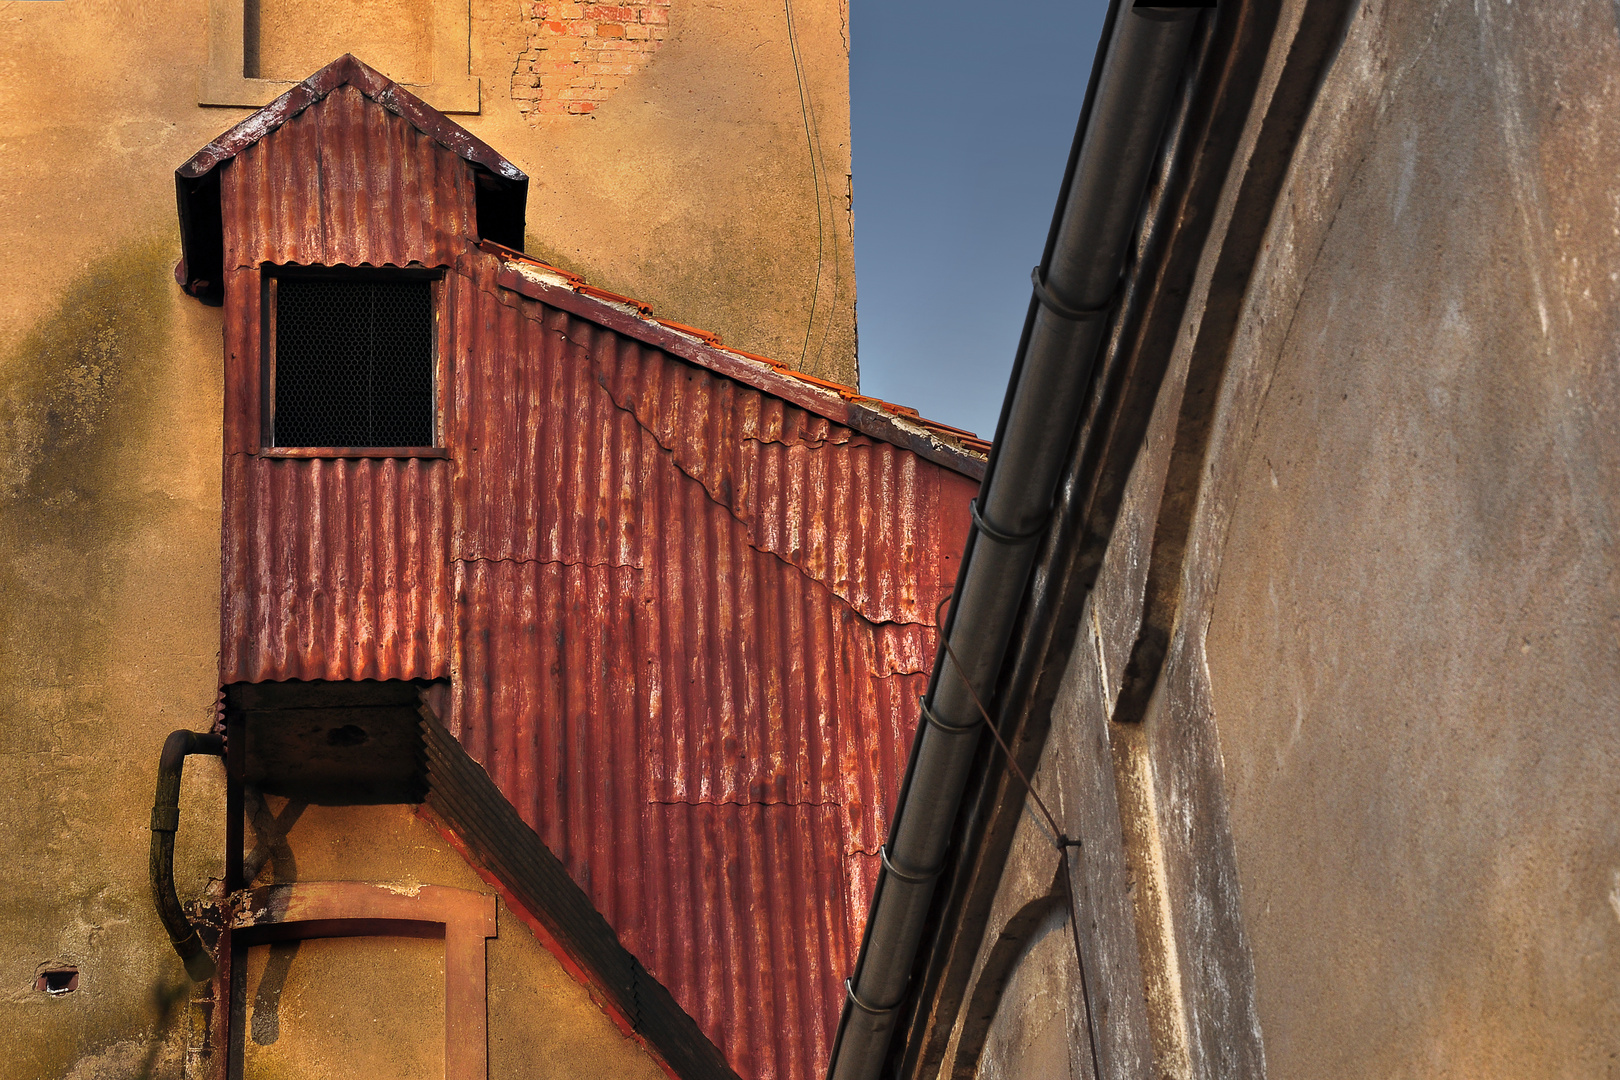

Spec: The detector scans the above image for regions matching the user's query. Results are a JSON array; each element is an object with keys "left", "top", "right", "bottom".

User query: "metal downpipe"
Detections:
[
  {"left": 827, "top": 7, "right": 1202, "bottom": 1079},
  {"left": 150, "top": 729, "right": 226, "bottom": 982}
]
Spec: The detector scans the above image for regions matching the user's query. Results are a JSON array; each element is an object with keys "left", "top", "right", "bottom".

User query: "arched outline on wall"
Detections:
[
  {"left": 947, "top": 891, "right": 1068, "bottom": 1080},
  {"left": 231, "top": 881, "right": 497, "bottom": 1079}
]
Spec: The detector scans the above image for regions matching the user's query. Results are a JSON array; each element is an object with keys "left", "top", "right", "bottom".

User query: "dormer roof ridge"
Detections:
[{"left": 175, "top": 54, "right": 527, "bottom": 302}]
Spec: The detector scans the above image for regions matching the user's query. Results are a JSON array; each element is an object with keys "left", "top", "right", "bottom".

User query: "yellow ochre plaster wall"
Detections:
[{"left": 0, "top": 0, "right": 851, "bottom": 1073}]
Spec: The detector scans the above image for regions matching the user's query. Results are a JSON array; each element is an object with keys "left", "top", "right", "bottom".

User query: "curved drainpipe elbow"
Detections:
[{"left": 150, "top": 729, "right": 226, "bottom": 982}]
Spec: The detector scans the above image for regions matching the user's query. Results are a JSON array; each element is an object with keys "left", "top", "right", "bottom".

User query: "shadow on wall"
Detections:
[
  {"left": 0, "top": 237, "right": 176, "bottom": 660},
  {"left": 243, "top": 789, "right": 310, "bottom": 1045},
  {"left": 0, "top": 239, "right": 194, "bottom": 1079}
]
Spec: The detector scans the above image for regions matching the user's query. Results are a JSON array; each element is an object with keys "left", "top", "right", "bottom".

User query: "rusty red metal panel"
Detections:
[
  {"left": 220, "top": 453, "right": 452, "bottom": 683},
  {"left": 211, "top": 82, "right": 977, "bottom": 1071},
  {"left": 638, "top": 802, "right": 851, "bottom": 1080},
  {"left": 222, "top": 268, "right": 260, "bottom": 455},
  {"left": 443, "top": 251, "right": 978, "bottom": 1080},
  {"left": 217, "top": 80, "right": 468, "bottom": 686},
  {"left": 220, "top": 84, "right": 474, "bottom": 272}
]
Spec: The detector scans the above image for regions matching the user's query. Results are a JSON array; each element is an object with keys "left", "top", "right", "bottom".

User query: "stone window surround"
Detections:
[{"left": 199, "top": 0, "right": 480, "bottom": 114}]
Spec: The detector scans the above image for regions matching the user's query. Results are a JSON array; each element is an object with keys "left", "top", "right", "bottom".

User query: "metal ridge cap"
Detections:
[
  {"left": 176, "top": 55, "right": 526, "bottom": 184},
  {"left": 175, "top": 55, "right": 528, "bottom": 301}
]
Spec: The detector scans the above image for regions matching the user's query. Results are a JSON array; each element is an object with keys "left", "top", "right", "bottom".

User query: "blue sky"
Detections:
[{"left": 849, "top": 0, "right": 1110, "bottom": 440}]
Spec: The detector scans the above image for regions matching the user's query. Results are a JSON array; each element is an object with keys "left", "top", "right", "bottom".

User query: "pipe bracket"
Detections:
[
  {"left": 845, "top": 978, "right": 902, "bottom": 1018},
  {"left": 919, "top": 694, "right": 982, "bottom": 736},
  {"left": 879, "top": 844, "right": 943, "bottom": 887},
  {"left": 969, "top": 498, "right": 1046, "bottom": 547},
  {"left": 1030, "top": 265, "right": 1113, "bottom": 322}
]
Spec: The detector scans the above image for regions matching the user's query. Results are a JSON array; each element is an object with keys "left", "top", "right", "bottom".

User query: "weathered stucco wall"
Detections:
[
  {"left": 0, "top": 0, "right": 850, "bottom": 1074},
  {"left": 0, "top": 0, "right": 854, "bottom": 384},
  {"left": 0, "top": 241, "right": 226, "bottom": 1078},
  {"left": 239, "top": 802, "right": 669, "bottom": 1080},
  {"left": 1204, "top": 1, "right": 1620, "bottom": 1076}
]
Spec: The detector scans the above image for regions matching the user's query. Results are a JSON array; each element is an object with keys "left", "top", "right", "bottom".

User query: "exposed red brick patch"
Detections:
[{"left": 513, "top": 0, "right": 671, "bottom": 119}]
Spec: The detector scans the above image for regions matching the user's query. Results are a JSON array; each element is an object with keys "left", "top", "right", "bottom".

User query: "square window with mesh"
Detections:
[{"left": 272, "top": 277, "right": 435, "bottom": 447}]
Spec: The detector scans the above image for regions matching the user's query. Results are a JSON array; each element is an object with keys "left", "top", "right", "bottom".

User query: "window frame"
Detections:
[{"left": 259, "top": 265, "right": 448, "bottom": 459}]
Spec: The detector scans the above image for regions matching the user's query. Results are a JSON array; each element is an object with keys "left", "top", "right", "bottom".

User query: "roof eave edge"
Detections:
[{"left": 493, "top": 258, "right": 988, "bottom": 482}]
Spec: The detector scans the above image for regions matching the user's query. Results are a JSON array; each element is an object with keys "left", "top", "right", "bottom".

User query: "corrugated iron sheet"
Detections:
[
  {"left": 219, "top": 83, "right": 474, "bottom": 272},
  {"left": 445, "top": 255, "right": 977, "bottom": 1080},
  {"left": 213, "top": 91, "right": 979, "bottom": 1080},
  {"left": 220, "top": 451, "right": 451, "bottom": 683}
]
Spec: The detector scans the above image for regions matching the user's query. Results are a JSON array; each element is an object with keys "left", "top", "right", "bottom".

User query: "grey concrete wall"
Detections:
[
  {"left": 924, "top": 4, "right": 1620, "bottom": 1079},
  {"left": 978, "top": 907, "right": 1079, "bottom": 1080},
  {"left": 1204, "top": 1, "right": 1620, "bottom": 1076}
]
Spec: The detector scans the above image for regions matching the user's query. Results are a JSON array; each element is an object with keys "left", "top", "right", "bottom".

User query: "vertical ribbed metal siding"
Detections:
[
  {"left": 218, "top": 96, "right": 469, "bottom": 682},
  {"left": 219, "top": 83, "right": 474, "bottom": 272},
  {"left": 214, "top": 92, "right": 979, "bottom": 1077},
  {"left": 220, "top": 452, "right": 451, "bottom": 683},
  {"left": 446, "top": 255, "right": 978, "bottom": 1080}
]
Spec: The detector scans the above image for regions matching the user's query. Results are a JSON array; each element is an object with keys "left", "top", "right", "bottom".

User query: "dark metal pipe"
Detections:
[
  {"left": 150, "top": 729, "right": 225, "bottom": 982},
  {"left": 826, "top": 6, "right": 1202, "bottom": 1079}
]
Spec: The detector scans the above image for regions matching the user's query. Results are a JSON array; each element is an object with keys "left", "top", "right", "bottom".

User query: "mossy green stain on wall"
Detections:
[
  {"left": 0, "top": 238, "right": 224, "bottom": 1079},
  {"left": 0, "top": 237, "right": 173, "bottom": 747}
]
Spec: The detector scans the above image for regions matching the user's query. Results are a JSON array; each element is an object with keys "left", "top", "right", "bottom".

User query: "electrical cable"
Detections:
[
  {"left": 933, "top": 593, "right": 1106, "bottom": 1080},
  {"left": 783, "top": 0, "right": 827, "bottom": 369}
]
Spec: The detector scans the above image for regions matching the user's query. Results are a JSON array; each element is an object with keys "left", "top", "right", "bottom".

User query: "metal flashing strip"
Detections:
[{"left": 1029, "top": 266, "right": 1115, "bottom": 323}]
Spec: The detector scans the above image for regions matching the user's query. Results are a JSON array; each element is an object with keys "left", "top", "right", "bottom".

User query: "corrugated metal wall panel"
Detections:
[
  {"left": 221, "top": 454, "right": 452, "bottom": 683},
  {"left": 638, "top": 802, "right": 851, "bottom": 1080},
  {"left": 215, "top": 88, "right": 978, "bottom": 1078},
  {"left": 219, "top": 91, "right": 467, "bottom": 683},
  {"left": 220, "top": 84, "right": 474, "bottom": 271},
  {"left": 222, "top": 103, "right": 323, "bottom": 268},
  {"left": 450, "top": 278, "right": 647, "bottom": 570},
  {"left": 222, "top": 268, "right": 261, "bottom": 454},
  {"left": 443, "top": 253, "right": 978, "bottom": 1080},
  {"left": 595, "top": 334, "right": 947, "bottom": 628}
]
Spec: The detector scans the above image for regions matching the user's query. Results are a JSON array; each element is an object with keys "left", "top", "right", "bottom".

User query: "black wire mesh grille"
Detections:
[{"left": 273, "top": 278, "right": 435, "bottom": 447}]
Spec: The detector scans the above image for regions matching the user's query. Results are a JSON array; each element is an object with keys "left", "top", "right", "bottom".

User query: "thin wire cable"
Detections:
[
  {"left": 932, "top": 592, "right": 1107, "bottom": 1080},
  {"left": 783, "top": 0, "right": 825, "bottom": 368},
  {"left": 799, "top": 0, "right": 840, "bottom": 370}
]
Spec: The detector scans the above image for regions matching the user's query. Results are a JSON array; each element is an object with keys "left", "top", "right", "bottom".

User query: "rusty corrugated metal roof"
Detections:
[{"left": 485, "top": 244, "right": 993, "bottom": 471}]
